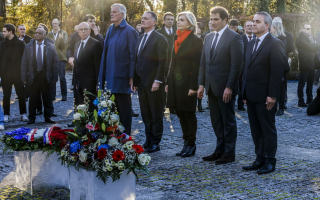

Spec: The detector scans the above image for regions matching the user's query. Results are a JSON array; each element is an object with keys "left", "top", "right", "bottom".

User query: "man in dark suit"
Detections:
[
  {"left": 17, "top": 25, "right": 32, "bottom": 44},
  {"left": 242, "top": 12, "right": 286, "bottom": 174},
  {"left": 21, "top": 28, "right": 59, "bottom": 124},
  {"left": 157, "top": 12, "right": 177, "bottom": 114},
  {"left": 296, "top": 23, "right": 320, "bottom": 107},
  {"left": 74, "top": 22, "right": 102, "bottom": 112},
  {"left": 132, "top": 11, "right": 167, "bottom": 153},
  {"left": 198, "top": 7, "right": 243, "bottom": 164}
]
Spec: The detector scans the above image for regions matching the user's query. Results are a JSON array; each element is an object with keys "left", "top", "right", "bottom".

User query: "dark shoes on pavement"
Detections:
[
  {"left": 238, "top": 106, "right": 246, "bottom": 111},
  {"left": 61, "top": 95, "right": 67, "bottom": 101},
  {"left": 36, "top": 110, "right": 43, "bottom": 115},
  {"left": 143, "top": 141, "right": 151, "bottom": 150},
  {"left": 45, "top": 118, "right": 56, "bottom": 124},
  {"left": 215, "top": 154, "right": 235, "bottom": 165},
  {"left": 27, "top": 118, "right": 35, "bottom": 124},
  {"left": 276, "top": 109, "right": 284, "bottom": 116},
  {"left": 202, "top": 153, "right": 223, "bottom": 161},
  {"left": 298, "top": 102, "right": 308, "bottom": 107},
  {"left": 176, "top": 143, "right": 188, "bottom": 156},
  {"left": 145, "top": 144, "right": 160, "bottom": 153},
  {"left": 242, "top": 161, "right": 265, "bottom": 171},
  {"left": 181, "top": 145, "right": 196, "bottom": 157},
  {"left": 243, "top": 161, "right": 276, "bottom": 174}
]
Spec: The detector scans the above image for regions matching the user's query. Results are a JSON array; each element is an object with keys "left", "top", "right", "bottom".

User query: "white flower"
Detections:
[
  {"left": 77, "top": 104, "right": 87, "bottom": 111},
  {"left": 102, "top": 166, "right": 108, "bottom": 172},
  {"left": 95, "top": 139, "right": 102, "bottom": 147},
  {"left": 127, "top": 145, "right": 132, "bottom": 150},
  {"left": 107, "top": 167, "right": 113, "bottom": 171},
  {"left": 108, "top": 137, "right": 119, "bottom": 147},
  {"left": 125, "top": 141, "right": 134, "bottom": 146},
  {"left": 82, "top": 135, "right": 88, "bottom": 141},
  {"left": 138, "top": 154, "right": 151, "bottom": 165},
  {"left": 61, "top": 150, "right": 68, "bottom": 157},
  {"left": 100, "top": 101, "right": 108, "bottom": 107},
  {"left": 73, "top": 113, "right": 82, "bottom": 120},
  {"left": 79, "top": 150, "right": 87, "bottom": 163},
  {"left": 107, "top": 100, "right": 113, "bottom": 107},
  {"left": 111, "top": 161, "right": 116, "bottom": 166},
  {"left": 118, "top": 125, "right": 125, "bottom": 132},
  {"left": 110, "top": 114, "right": 119, "bottom": 123},
  {"left": 104, "top": 115, "right": 109, "bottom": 121}
]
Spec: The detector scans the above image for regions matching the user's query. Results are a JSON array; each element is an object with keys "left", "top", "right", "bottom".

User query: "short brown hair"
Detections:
[
  {"left": 229, "top": 19, "right": 239, "bottom": 26},
  {"left": 163, "top": 12, "right": 174, "bottom": 20},
  {"left": 210, "top": 6, "right": 229, "bottom": 22},
  {"left": 196, "top": 22, "right": 205, "bottom": 34}
]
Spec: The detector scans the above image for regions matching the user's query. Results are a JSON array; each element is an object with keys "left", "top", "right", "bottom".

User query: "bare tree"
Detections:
[{"left": 0, "top": 0, "right": 6, "bottom": 17}]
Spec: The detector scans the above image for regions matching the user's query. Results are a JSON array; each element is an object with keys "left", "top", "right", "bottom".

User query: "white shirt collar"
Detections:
[
  {"left": 165, "top": 27, "right": 173, "bottom": 33},
  {"left": 52, "top": 29, "right": 60, "bottom": 34},
  {"left": 256, "top": 32, "right": 269, "bottom": 42},
  {"left": 81, "top": 36, "right": 90, "bottom": 44},
  {"left": 216, "top": 25, "right": 228, "bottom": 36},
  {"left": 144, "top": 29, "right": 154, "bottom": 37}
]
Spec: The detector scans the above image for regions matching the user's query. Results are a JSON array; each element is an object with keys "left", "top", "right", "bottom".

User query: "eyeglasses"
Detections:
[
  {"left": 35, "top": 32, "right": 43, "bottom": 35},
  {"left": 304, "top": 28, "right": 311, "bottom": 30},
  {"left": 78, "top": 28, "right": 89, "bottom": 32}
]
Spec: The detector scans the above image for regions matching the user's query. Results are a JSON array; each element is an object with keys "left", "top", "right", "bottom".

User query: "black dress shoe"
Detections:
[
  {"left": 284, "top": 105, "right": 287, "bottom": 109},
  {"left": 51, "top": 113, "right": 58, "bottom": 117},
  {"left": 36, "top": 110, "right": 43, "bottom": 115},
  {"left": 276, "top": 109, "right": 284, "bottom": 116},
  {"left": 61, "top": 95, "right": 67, "bottom": 101},
  {"left": 67, "top": 122, "right": 74, "bottom": 127},
  {"left": 202, "top": 153, "right": 222, "bottom": 161},
  {"left": 181, "top": 145, "right": 196, "bottom": 157},
  {"left": 242, "top": 161, "right": 265, "bottom": 171},
  {"left": 132, "top": 113, "right": 139, "bottom": 117},
  {"left": 143, "top": 141, "right": 151, "bottom": 150},
  {"left": 27, "top": 118, "right": 35, "bottom": 124},
  {"left": 176, "top": 143, "right": 188, "bottom": 156},
  {"left": 238, "top": 106, "right": 246, "bottom": 111},
  {"left": 257, "top": 163, "right": 276, "bottom": 175},
  {"left": 298, "top": 102, "right": 308, "bottom": 107},
  {"left": 45, "top": 118, "right": 56, "bottom": 124},
  {"left": 215, "top": 154, "right": 235, "bottom": 165},
  {"left": 145, "top": 144, "right": 160, "bottom": 153}
]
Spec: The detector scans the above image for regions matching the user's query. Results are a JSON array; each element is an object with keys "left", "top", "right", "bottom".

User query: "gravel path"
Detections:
[{"left": 0, "top": 71, "right": 319, "bottom": 199}]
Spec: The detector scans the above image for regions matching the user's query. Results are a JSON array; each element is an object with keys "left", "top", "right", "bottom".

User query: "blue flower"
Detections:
[
  {"left": 93, "top": 98, "right": 100, "bottom": 106},
  {"left": 6, "top": 127, "right": 31, "bottom": 136},
  {"left": 98, "top": 144, "right": 111, "bottom": 151},
  {"left": 70, "top": 141, "right": 82, "bottom": 154},
  {"left": 13, "top": 135, "right": 25, "bottom": 140}
]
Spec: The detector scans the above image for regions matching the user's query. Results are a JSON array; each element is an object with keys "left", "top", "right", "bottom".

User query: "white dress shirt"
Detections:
[
  {"left": 246, "top": 33, "right": 254, "bottom": 42},
  {"left": 52, "top": 29, "right": 60, "bottom": 41},
  {"left": 165, "top": 27, "right": 173, "bottom": 35},
  {"left": 252, "top": 32, "right": 269, "bottom": 53},
  {"left": 19, "top": 35, "right": 25, "bottom": 41},
  {"left": 211, "top": 25, "right": 228, "bottom": 49},
  {"left": 35, "top": 40, "right": 44, "bottom": 63},
  {"left": 77, "top": 36, "right": 90, "bottom": 58}
]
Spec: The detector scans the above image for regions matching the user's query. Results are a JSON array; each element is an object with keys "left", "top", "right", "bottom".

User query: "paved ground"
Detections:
[{"left": 0, "top": 71, "right": 320, "bottom": 199}]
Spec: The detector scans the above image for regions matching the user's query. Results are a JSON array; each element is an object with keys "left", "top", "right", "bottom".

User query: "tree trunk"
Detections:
[
  {"left": 163, "top": 0, "right": 177, "bottom": 15},
  {"left": 181, "top": 0, "right": 186, "bottom": 11},
  {"left": 145, "top": 0, "right": 154, "bottom": 11},
  {"left": 0, "top": 0, "right": 6, "bottom": 17},
  {"left": 276, "top": 0, "right": 286, "bottom": 13},
  {"left": 260, "top": 0, "right": 270, "bottom": 13},
  {"left": 193, "top": 0, "right": 198, "bottom": 19}
]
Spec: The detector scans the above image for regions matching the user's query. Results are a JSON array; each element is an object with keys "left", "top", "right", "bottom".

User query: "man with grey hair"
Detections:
[
  {"left": 18, "top": 25, "right": 32, "bottom": 44},
  {"left": 98, "top": 3, "right": 138, "bottom": 136},
  {"left": 242, "top": 12, "right": 287, "bottom": 174}
]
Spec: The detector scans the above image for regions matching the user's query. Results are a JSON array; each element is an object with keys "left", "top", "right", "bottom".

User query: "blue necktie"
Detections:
[
  {"left": 210, "top": 33, "right": 219, "bottom": 60},
  {"left": 37, "top": 42, "right": 43, "bottom": 71}
]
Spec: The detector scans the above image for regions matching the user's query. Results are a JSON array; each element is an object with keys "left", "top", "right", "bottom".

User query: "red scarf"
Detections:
[{"left": 175, "top": 30, "right": 192, "bottom": 54}]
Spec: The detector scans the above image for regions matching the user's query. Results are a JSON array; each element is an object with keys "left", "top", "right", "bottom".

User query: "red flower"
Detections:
[
  {"left": 112, "top": 150, "right": 125, "bottom": 161},
  {"left": 132, "top": 145, "right": 144, "bottom": 154},
  {"left": 83, "top": 141, "right": 91, "bottom": 146},
  {"left": 97, "top": 148, "right": 107, "bottom": 160}
]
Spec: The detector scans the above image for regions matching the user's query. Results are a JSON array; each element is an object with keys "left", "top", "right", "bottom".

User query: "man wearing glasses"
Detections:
[
  {"left": 296, "top": 23, "right": 320, "bottom": 107},
  {"left": 73, "top": 22, "right": 102, "bottom": 112}
]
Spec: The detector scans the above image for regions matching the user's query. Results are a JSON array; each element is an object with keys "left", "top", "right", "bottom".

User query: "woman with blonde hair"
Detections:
[{"left": 166, "top": 11, "right": 203, "bottom": 157}]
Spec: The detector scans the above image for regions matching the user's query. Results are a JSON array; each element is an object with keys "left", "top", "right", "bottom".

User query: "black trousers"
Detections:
[
  {"left": 278, "top": 72, "right": 288, "bottom": 110},
  {"left": 113, "top": 93, "right": 132, "bottom": 135},
  {"left": 237, "top": 79, "right": 244, "bottom": 108},
  {"left": 2, "top": 73, "right": 26, "bottom": 115},
  {"left": 298, "top": 69, "right": 315, "bottom": 103},
  {"left": 307, "top": 95, "right": 320, "bottom": 115},
  {"left": 176, "top": 109, "right": 197, "bottom": 146},
  {"left": 138, "top": 85, "right": 164, "bottom": 145},
  {"left": 247, "top": 100, "right": 277, "bottom": 164},
  {"left": 36, "top": 94, "right": 54, "bottom": 115},
  {"left": 28, "top": 72, "right": 51, "bottom": 119},
  {"left": 208, "top": 89, "right": 237, "bottom": 156},
  {"left": 77, "top": 88, "right": 96, "bottom": 113}
]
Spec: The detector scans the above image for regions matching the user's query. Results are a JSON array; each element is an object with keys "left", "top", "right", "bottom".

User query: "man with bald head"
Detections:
[
  {"left": 47, "top": 19, "right": 68, "bottom": 101},
  {"left": 21, "top": 28, "right": 59, "bottom": 124},
  {"left": 73, "top": 22, "right": 102, "bottom": 112}
]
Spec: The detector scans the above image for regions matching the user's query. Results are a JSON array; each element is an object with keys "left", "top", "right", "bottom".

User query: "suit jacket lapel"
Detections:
[
  {"left": 205, "top": 33, "right": 214, "bottom": 63},
  {"left": 79, "top": 37, "right": 92, "bottom": 64},
  {"left": 140, "top": 30, "right": 155, "bottom": 55},
  {"left": 74, "top": 41, "right": 80, "bottom": 64},
  {"left": 248, "top": 33, "right": 271, "bottom": 66},
  {"left": 211, "top": 28, "right": 230, "bottom": 63},
  {"left": 136, "top": 36, "right": 143, "bottom": 59}
]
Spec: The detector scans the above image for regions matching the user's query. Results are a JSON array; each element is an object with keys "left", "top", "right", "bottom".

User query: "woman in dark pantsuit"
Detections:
[{"left": 166, "top": 11, "right": 203, "bottom": 157}]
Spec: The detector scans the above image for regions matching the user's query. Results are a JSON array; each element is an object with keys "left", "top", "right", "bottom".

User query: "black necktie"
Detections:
[
  {"left": 210, "top": 33, "right": 219, "bottom": 60},
  {"left": 37, "top": 42, "right": 43, "bottom": 71},
  {"left": 169, "top": 29, "right": 171, "bottom": 35},
  {"left": 78, "top": 42, "right": 84, "bottom": 59},
  {"left": 248, "top": 36, "right": 252, "bottom": 41},
  {"left": 138, "top": 34, "right": 148, "bottom": 59},
  {"left": 251, "top": 38, "right": 260, "bottom": 60}
]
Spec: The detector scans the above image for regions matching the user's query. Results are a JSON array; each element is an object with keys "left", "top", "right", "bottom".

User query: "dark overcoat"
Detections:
[{"left": 166, "top": 33, "right": 203, "bottom": 112}]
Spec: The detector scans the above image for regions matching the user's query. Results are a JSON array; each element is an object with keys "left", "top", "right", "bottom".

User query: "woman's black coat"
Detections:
[{"left": 166, "top": 33, "right": 203, "bottom": 112}]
